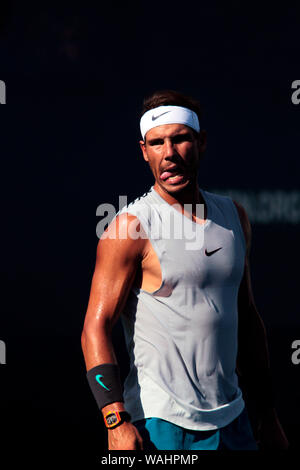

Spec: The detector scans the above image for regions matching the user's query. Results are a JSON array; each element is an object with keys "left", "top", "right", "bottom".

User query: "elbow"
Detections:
[
  {"left": 81, "top": 327, "right": 88, "bottom": 353},
  {"left": 81, "top": 318, "right": 97, "bottom": 352}
]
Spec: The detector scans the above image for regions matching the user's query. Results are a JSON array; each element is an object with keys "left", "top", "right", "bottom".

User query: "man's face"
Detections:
[{"left": 140, "top": 123, "right": 205, "bottom": 194}]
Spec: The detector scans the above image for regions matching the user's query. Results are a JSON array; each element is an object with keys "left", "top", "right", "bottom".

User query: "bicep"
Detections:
[
  {"left": 84, "top": 214, "right": 144, "bottom": 330},
  {"left": 234, "top": 200, "right": 257, "bottom": 311},
  {"left": 238, "top": 255, "right": 257, "bottom": 314},
  {"left": 235, "top": 206, "right": 265, "bottom": 346}
]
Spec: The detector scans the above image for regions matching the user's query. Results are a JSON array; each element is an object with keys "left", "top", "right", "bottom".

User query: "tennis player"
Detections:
[{"left": 81, "top": 90, "right": 289, "bottom": 451}]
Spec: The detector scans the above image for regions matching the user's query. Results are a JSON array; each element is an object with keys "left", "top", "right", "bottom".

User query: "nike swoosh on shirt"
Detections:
[
  {"left": 151, "top": 111, "right": 171, "bottom": 121},
  {"left": 95, "top": 374, "right": 110, "bottom": 391},
  {"left": 205, "top": 247, "right": 222, "bottom": 256}
]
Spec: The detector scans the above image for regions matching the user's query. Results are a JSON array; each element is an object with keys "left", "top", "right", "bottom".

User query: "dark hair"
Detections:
[{"left": 141, "top": 89, "right": 202, "bottom": 142}]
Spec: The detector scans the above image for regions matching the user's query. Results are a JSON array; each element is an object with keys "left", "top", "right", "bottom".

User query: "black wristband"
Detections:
[{"left": 86, "top": 363, "right": 124, "bottom": 410}]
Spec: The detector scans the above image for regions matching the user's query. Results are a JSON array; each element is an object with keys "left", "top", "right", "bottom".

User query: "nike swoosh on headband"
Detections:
[
  {"left": 95, "top": 374, "right": 110, "bottom": 391},
  {"left": 152, "top": 111, "right": 171, "bottom": 121},
  {"left": 205, "top": 247, "right": 222, "bottom": 256}
]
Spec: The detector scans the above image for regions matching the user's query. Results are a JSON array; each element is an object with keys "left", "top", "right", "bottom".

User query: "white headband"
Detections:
[{"left": 140, "top": 105, "right": 200, "bottom": 140}]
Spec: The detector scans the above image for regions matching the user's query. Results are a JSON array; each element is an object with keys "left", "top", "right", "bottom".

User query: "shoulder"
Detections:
[
  {"left": 202, "top": 189, "right": 250, "bottom": 233},
  {"left": 232, "top": 200, "right": 252, "bottom": 254},
  {"left": 98, "top": 212, "right": 147, "bottom": 262},
  {"left": 202, "top": 189, "right": 236, "bottom": 214},
  {"left": 120, "top": 189, "right": 153, "bottom": 212}
]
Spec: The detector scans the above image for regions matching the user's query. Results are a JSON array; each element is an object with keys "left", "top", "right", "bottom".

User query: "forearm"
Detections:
[
  {"left": 240, "top": 305, "right": 270, "bottom": 368},
  {"left": 81, "top": 320, "right": 126, "bottom": 417},
  {"left": 81, "top": 318, "right": 117, "bottom": 369},
  {"left": 237, "top": 304, "right": 274, "bottom": 415}
]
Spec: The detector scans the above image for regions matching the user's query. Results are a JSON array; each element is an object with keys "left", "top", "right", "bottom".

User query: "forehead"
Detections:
[{"left": 145, "top": 123, "right": 193, "bottom": 140}]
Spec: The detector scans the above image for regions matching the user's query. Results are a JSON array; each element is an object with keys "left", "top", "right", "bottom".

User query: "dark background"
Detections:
[{"left": 0, "top": 0, "right": 299, "bottom": 463}]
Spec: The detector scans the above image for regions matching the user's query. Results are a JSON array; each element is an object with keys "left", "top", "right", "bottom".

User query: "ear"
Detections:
[{"left": 139, "top": 140, "right": 149, "bottom": 162}]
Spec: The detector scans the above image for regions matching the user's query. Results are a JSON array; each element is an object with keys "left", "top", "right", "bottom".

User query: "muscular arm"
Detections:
[
  {"left": 81, "top": 213, "right": 146, "bottom": 449},
  {"left": 233, "top": 201, "right": 272, "bottom": 412},
  {"left": 234, "top": 200, "right": 289, "bottom": 449}
]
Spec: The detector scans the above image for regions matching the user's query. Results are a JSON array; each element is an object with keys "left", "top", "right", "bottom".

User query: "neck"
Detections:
[
  {"left": 154, "top": 180, "right": 201, "bottom": 205},
  {"left": 153, "top": 179, "right": 206, "bottom": 220}
]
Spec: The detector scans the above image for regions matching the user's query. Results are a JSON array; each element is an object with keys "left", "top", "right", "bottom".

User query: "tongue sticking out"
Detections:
[
  {"left": 160, "top": 171, "right": 174, "bottom": 180},
  {"left": 160, "top": 171, "right": 185, "bottom": 185}
]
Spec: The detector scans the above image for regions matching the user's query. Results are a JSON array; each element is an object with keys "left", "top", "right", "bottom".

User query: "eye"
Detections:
[
  {"left": 149, "top": 139, "right": 164, "bottom": 146},
  {"left": 173, "top": 134, "right": 192, "bottom": 144}
]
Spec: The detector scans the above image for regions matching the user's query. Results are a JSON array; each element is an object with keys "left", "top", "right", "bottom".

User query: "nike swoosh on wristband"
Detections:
[
  {"left": 95, "top": 374, "right": 110, "bottom": 391},
  {"left": 152, "top": 111, "right": 171, "bottom": 121},
  {"left": 205, "top": 247, "right": 222, "bottom": 256}
]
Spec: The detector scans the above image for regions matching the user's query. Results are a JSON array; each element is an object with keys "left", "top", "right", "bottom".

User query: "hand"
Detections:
[
  {"left": 256, "top": 408, "right": 289, "bottom": 450},
  {"left": 107, "top": 422, "right": 144, "bottom": 450}
]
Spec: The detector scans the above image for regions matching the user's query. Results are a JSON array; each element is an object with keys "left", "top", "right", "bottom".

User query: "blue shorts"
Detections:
[{"left": 133, "top": 407, "right": 258, "bottom": 450}]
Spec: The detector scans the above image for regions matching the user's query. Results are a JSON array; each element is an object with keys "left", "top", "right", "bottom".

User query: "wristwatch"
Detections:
[{"left": 103, "top": 411, "right": 131, "bottom": 429}]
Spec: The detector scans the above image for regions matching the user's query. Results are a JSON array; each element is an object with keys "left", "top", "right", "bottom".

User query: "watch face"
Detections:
[{"left": 106, "top": 413, "right": 119, "bottom": 426}]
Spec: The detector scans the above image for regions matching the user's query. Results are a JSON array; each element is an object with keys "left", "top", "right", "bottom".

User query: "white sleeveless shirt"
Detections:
[{"left": 116, "top": 185, "right": 246, "bottom": 430}]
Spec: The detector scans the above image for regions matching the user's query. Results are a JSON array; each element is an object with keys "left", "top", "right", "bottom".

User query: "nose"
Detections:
[{"left": 164, "top": 139, "right": 177, "bottom": 158}]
